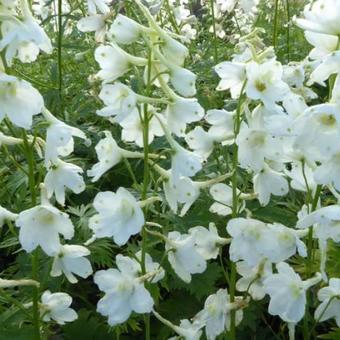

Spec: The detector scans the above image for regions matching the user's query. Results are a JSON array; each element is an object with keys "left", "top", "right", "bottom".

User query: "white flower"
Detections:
[
  {"left": 87, "top": 131, "right": 122, "bottom": 181},
  {"left": 195, "top": 289, "right": 244, "bottom": 340},
  {"left": 227, "top": 218, "right": 269, "bottom": 266},
  {"left": 253, "top": 164, "right": 289, "bottom": 206},
  {"left": 0, "top": 2, "right": 52, "bottom": 64},
  {"left": 0, "top": 205, "right": 18, "bottom": 228},
  {"left": 236, "top": 122, "right": 282, "bottom": 171},
  {"left": 293, "top": 104, "right": 340, "bottom": 162},
  {"left": 44, "top": 160, "right": 85, "bottom": 206},
  {"left": 215, "top": 61, "right": 246, "bottom": 98},
  {"left": 189, "top": 223, "right": 228, "bottom": 260},
  {"left": 94, "top": 44, "right": 146, "bottom": 83},
  {"left": 120, "top": 108, "right": 163, "bottom": 147},
  {"left": 77, "top": 14, "right": 107, "bottom": 43},
  {"left": 236, "top": 260, "right": 272, "bottom": 300},
  {"left": 94, "top": 254, "right": 154, "bottom": 326},
  {"left": 166, "top": 97, "right": 204, "bottom": 136},
  {"left": 87, "top": 0, "right": 110, "bottom": 14},
  {"left": 314, "top": 152, "right": 340, "bottom": 191},
  {"left": 153, "top": 310, "right": 203, "bottom": 340},
  {"left": 263, "top": 262, "right": 321, "bottom": 323},
  {"left": 161, "top": 35, "right": 188, "bottom": 67},
  {"left": 305, "top": 31, "right": 339, "bottom": 60},
  {"left": 297, "top": 205, "right": 340, "bottom": 242},
  {"left": 205, "top": 109, "right": 234, "bottom": 142},
  {"left": 97, "top": 83, "right": 137, "bottom": 123},
  {"left": 296, "top": 0, "right": 340, "bottom": 36},
  {"left": 166, "top": 231, "right": 207, "bottom": 283},
  {"left": 0, "top": 73, "right": 43, "bottom": 129},
  {"left": 185, "top": 126, "right": 215, "bottom": 159},
  {"left": 87, "top": 131, "right": 143, "bottom": 182},
  {"left": 209, "top": 183, "right": 233, "bottom": 216},
  {"left": 163, "top": 174, "right": 200, "bottom": 216},
  {"left": 16, "top": 203, "right": 74, "bottom": 256},
  {"left": 285, "top": 162, "right": 316, "bottom": 193},
  {"left": 315, "top": 278, "right": 340, "bottom": 326},
  {"left": 89, "top": 188, "right": 144, "bottom": 245},
  {"left": 169, "top": 66, "right": 197, "bottom": 97},
  {"left": 109, "top": 14, "right": 145, "bottom": 45},
  {"left": 309, "top": 51, "right": 340, "bottom": 86},
  {"left": 43, "top": 110, "right": 86, "bottom": 164},
  {"left": 51, "top": 245, "right": 93, "bottom": 283},
  {"left": 171, "top": 140, "right": 203, "bottom": 181},
  {"left": 245, "top": 60, "right": 289, "bottom": 109},
  {"left": 40, "top": 290, "right": 77, "bottom": 325}
]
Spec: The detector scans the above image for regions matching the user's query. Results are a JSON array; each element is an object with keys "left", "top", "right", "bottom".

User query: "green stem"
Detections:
[
  {"left": 229, "top": 81, "right": 247, "bottom": 340},
  {"left": 141, "top": 45, "right": 153, "bottom": 340},
  {"left": 57, "top": 0, "right": 65, "bottom": 120},
  {"left": 273, "top": 0, "right": 279, "bottom": 52},
  {"left": 285, "top": 0, "right": 290, "bottom": 62},
  {"left": 209, "top": 0, "right": 218, "bottom": 64},
  {"left": 22, "top": 132, "right": 40, "bottom": 340}
]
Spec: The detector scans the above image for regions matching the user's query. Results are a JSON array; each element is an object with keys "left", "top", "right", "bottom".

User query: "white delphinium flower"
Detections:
[
  {"left": 89, "top": 188, "right": 144, "bottom": 245},
  {"left": 293, "top": 104, "right": 340, "bottom": 162},
  {"left": 40, "top": 290, "right": 77, "bottom": 325},
  {"left": 215, "top": 61, "right": 246, "bottom": 98},
  {"left": 94, "top": 44, "right": 147, "bottom": 83},
  {"left": 253, "top": 164, "right": 289, "bottom": 206},
  {"left": 153, "top": 310, "right": 203, "bottom": 340},
  {"left": 236, "top": 260, "right": 272, "bottom": 300},
  {"left": 165, "top": 97, "right": 205, "bottom": 136},
  {"left": 120, "top": 107, "right": 164, "bottom": 147},
  {"left": 195, "top": 289, "right": 244, "bottom": 340},
  {"left": 166, "top": 231, "right": 206, "bottom": 283},
  {"left": 87, "top": 0, "right": 110, "bottom": 14},
  {"left": 209, "top": 183, "right": 244, "bottom": 216},
  {"left": 161, "top": 34, "right": 189, "bottom": 67},
  {"left": 227, "top": 218, "right": 270, "bottom": 266},
  {"left": 315, "top": 278, "right": 340, "bottom": 326},
  {"left": 163, "top": 174, "right": 200, "bottom": 216},
  {"left": 44, "top": 160, "right": 85, "bottom": 206},
  {"left": 285, "top": 161, "right": 316, "bottom": 193},
  {"left": 0, "top": 0, "right": 52, "bottom": 64},
  {"left": 189, "top": 223, "right": 230, "bottom": 260},
  {"left": 307, "top": 32, "right": 338, "bottom": 61},
  {"left": 309, "top": 51, "right": 340, "bottom": 86},
  {"left": 205, "top": 109, "right": 235, "bottom": 142},
  {"left": 109, "top": 14, "right": 148, "bottom": 45},
  {"left": 181, "top": 23, "right": 197, "bottom": 41},
  {"left": 297, "top": 205, "right": 340, "bottom": 242},
  {"left": 245, "top": 59, "right": 290, "bottom": 109},
  {"left": 185, "top": 126, "right": 215, "bottom": 159},
  {"left": 96, "top": 83, "right": 137, "bottom": 123},
  {"left": 295, "top": 0, "right": 340, "bottom": 36},
  {"left": 77, "top": 14, "right": 108, "bottom": 43},
  {"left": 0, "top": 205, "right": 18, "bottom": 228},
  {"left": 236, "top": 122, "right": 282, "bottom": 171},
  {"left": 51, "top": 245, "right": 93, "bottom": 283},
  {"left": 16, "top": 194, "right": 75, "bottom": 256},
  {"left": 94, "top": 254, "right": 154, "bottom": 326},
  {"left": 0, "top": 73, "right": 43, "bottom": 129},
  {"left": 87, "top": 131, "right": 144, "bottom": 182},
  {"left": 43, "top": 108, "right": 86, "bottom": 164},
  {"left": 314, "top": 152, "right": 340, "bottom": 191},
  {"left": 263, "top": 262, "right": 321, "bottom": 323}
]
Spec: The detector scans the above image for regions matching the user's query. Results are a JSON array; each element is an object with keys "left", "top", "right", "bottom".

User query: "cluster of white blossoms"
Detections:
[
  {"left": 2, "top": 0, "right": 340, "bottom": 339},
  {"left": 203, "top": 0, "right": 260, "bottom": 40},
  {"left": 0, "top": 0, "right": 94, "bottom": 326}
]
